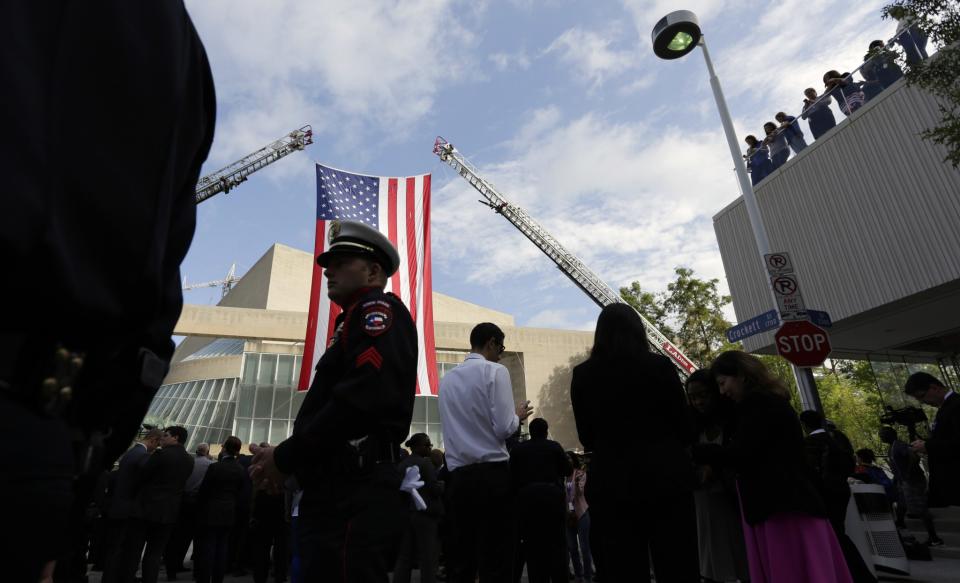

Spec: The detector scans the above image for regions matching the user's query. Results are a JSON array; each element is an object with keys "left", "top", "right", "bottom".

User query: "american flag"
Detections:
[{"left": 298, "top": 163, "right": 439, "bottom": 397}]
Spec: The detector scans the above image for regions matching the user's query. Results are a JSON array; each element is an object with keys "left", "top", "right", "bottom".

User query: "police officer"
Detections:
[
  {"left": 250, "top": 220, "right": 417, "bottom": 582},
  {"left": 1, "top": 3, "right": 214, "bottom": 580}
]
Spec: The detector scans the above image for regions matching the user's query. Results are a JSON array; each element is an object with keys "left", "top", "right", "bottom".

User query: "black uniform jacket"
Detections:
[
  {"left": 135, "top": 443, "right": 194, "bottom": 524},
  {"left": 1, "top": 2, "right": 216, "bottom": 467},
  {"left": 570, "top": 352, "right": 695, "bottom": 501},
  {"left": 197, "top": 456, "right": 247, "bottom": 527},
  {"left": 274, "top": 288, "right": 417, "bottom": 483},
  {"left": 694, "top": 391, "right": 826, "bottom": 525},
  {"left": 926, "top": 392, "right": 960, "bottom": 507}
]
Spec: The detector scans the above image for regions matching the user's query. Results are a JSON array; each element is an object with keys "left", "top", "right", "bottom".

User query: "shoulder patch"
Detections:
[{"left": 360, "top": 299, "right": 393, "bottom": 336}]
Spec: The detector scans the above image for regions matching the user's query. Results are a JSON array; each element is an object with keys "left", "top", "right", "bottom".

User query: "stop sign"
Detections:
[{"left": 774, "top": 320, "right": 831, "bottom": 367}]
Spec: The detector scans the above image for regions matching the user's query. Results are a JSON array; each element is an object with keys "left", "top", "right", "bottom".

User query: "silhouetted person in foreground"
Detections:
[
  {"left": 196, "top": 436, "right": 247, "bottom": 583},
  {"left": 571, "top": 303, "right": 699, "bottom": 583},
  {"left": 0, "top": 3, "right": 214, "bottom": 578}
]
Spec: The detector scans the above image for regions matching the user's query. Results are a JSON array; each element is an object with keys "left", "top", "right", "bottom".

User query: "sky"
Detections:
[{"left": 180, "top": 0, "right": 896, "bottom": 332}]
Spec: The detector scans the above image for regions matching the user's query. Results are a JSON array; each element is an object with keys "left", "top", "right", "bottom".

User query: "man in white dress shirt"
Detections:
[{"left": 439, "top": 322, "right": 533, "bottom": 583}]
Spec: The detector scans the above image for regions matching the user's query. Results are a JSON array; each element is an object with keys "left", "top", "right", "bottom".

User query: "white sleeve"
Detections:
[{"left": 489, "top": 365, "right": 519, "bottom": 440}]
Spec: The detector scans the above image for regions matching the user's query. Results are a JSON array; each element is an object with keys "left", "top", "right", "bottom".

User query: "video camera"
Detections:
[{"left": 880, "top": 406, "right": 929, "bottom": 441}]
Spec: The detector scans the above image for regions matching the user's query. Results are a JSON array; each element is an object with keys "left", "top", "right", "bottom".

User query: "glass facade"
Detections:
[
  {"left": 145, "top": 346, "right": 492, "bottom": 452},
  {"left": 144, "top": 377, "right": 239, "bottom": 450},
  {"left": 235, "top": 352, "right": 305, "bottom": 446}
]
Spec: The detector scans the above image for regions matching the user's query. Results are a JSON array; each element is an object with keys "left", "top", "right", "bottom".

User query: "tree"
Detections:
[
  {"left": 663, "top": 267, "right": 733, "bottom": 367},
  {"left": 883, "top": 1, "right": 960, "bottom": 166},
  {"left": 535, "top": 351, "right": 590, "bottom": 450},
  {"left": 619, "top": 281, "right": 673, "bottom": 338}
]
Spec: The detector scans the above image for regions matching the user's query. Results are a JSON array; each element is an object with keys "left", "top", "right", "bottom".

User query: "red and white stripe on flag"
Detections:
[{"left": 297, "top": 165, "right": 439, "bottom": 397}]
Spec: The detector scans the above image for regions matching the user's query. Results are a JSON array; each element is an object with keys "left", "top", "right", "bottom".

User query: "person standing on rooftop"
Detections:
[{"left": 802, "top": 88, "right": 837, "bottom": 139}]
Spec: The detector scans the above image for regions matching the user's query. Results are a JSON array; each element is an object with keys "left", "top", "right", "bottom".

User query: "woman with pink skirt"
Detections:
[{"left": 694, "top": 351, "right": 853, "bottom": 583}]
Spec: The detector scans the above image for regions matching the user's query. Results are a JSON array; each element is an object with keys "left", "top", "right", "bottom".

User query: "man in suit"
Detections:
[
  {"left": 101, "top": 429, "right": 164, "bottom": 583},
  {"left": 0, "top": 3, "right": 214, "bottom": 578},
  {"left": 196, "top": 436, "right": 247, "bottom": 583},
  {"left": 165, "top": 443, "right": 215, "bottom": 579},
  {"left": 123, "top": 426, "right": 195, "bottom": 583},
  {"left": 905, "top": 372, "right": 960, "bottom": 507},
  {"left": 509, "top": 419, "right": 572, "bottom": 583}
]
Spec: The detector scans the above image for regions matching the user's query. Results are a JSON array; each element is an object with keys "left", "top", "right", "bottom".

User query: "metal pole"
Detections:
[{"left": 698, "top": 38, "right": 823, "bottom": 413}]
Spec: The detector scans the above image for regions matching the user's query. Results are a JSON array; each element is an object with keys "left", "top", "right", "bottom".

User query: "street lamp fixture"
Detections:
[
  {"left": 651, "top": 10, "right": 702, "bottom": 59},
  {"left": 651, "top": 10, "right": 824, "bottom": 413}
]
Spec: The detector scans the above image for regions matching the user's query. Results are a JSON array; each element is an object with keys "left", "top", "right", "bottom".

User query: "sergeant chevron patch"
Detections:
[{"left": 356, "top": 346, "right": 383, "bottom": 370}]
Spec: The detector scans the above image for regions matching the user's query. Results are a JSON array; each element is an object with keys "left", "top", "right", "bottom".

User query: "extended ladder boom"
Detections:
[
  {"left": 196, "top": 125, "right": 314, "bottom": 203},
  {"left": 433, "top": 136, "right": 696, "bottom": 376}
]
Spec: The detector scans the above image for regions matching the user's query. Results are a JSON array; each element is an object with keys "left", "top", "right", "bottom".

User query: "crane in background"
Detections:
[
  {"left": 433, "top": 136, "right": 697, "bottom": 378},
  {"left": 195, "top": 125, "right": 313, "bottom": 203},
  {"left": 182, "top": 263, "right": 241, "bottom": 298}
]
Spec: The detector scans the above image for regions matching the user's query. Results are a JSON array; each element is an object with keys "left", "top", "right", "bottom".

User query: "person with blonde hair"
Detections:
[{"left": 694, "top": 351, "right": 853, "bottom": 583}]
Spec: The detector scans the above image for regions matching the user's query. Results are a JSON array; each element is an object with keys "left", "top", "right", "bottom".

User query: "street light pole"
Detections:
[
  {"left": 651, "top": 11, "right": 822, "bottom": 412},
  {"left": 697, "top": 38, "right": 823, "bottom": 413}
]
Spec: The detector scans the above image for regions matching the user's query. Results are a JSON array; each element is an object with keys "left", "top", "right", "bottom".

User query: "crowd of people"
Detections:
[
  {"left": 73, "top": 434, "right": 291, "bottom": 583},
  {"left": 743, "top": 12, "right": 930, "bottom": 186}
]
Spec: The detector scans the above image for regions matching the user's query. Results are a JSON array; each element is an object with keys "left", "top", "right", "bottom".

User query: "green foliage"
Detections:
[
  {"left": 619, "top": 281, "right": 674, "bottom": 338},
  {"left": 535, "top": 350, "right": 591, "bottom": 451},
  {"left": 882, "top": 0, "right": 960, "bottom": 166},
  {"left": 663, "top": 268, "right": 734, "bottom": 367}
]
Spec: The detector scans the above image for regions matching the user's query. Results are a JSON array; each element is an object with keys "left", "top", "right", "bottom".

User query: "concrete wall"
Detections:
[{"left": 713, "top": 80, "right": 960, "bottom": 360}]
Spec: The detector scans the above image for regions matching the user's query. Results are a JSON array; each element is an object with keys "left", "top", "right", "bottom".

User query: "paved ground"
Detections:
[{"left": 84, "top": 508, "right": 960, "bottom": 583}]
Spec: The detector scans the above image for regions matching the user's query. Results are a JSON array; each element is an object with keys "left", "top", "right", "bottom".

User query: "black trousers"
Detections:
[
  {"left": 123, "top": 519, "right": 175, "bottom": 583},
  {"left": 251, "top": 517, "right": 290, "bottom": 583},
  {"left": 296, "top": 463, "right": 407, "bottom": 583},
  {"left": 100, "top": 518, "right": 130, "bottom": 583},
  {"left": 0, "top": 395, "right": 74, "bottom": 582},
  {"left": 516, "top": 483, "right": 568, "bottom": 583},
  {"left": 447, "top": 461, "right": 515, "bottom": 583},
  {"left": 393, "top": 512, "right": 440, "bottom": 583},
  {"left": 588, "top": 488, "right": 699, "bottom": 583},
  {"left": 165, "top": 494, "right": 197, "bottom": 577},
  {"left": 195, "top": 525, "right": 232, "bottom": 583}
]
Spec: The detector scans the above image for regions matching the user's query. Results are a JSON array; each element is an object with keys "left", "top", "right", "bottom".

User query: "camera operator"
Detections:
[{"left": 903, "top": 373, "right": 960, "bottom": 508}]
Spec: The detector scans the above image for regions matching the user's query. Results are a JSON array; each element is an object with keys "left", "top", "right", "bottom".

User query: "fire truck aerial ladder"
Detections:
[
  {"left": 195, "top": 125, "right": 314, "bottom": 203},
  {"left": 433, "top": 136, "right": 697, "bottom": 377}
]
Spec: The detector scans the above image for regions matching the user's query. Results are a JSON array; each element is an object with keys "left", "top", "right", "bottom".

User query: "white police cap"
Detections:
[{"left": 316, "top": 220, "right": 401, "bottom": 276}]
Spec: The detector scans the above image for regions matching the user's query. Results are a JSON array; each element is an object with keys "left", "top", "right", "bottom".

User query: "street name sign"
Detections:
[
  {"left": 725, "top": 309, "right": 780, "bottom": 343},
  {"left": 775, "top": 320, "right": 832, "bottom": 367}
]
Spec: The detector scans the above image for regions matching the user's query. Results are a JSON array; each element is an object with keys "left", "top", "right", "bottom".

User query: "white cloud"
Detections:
[
  {"left": 544, "top": 27, "right": 639, "bottom": 90},
  {"left": 185, "top": 0, "right": 478, "bottom": 165},
  {"left": 489, "top": 49, "right": 532, "bottom": 71},
  {"left": 431, "top": 107, "right": 736, "bottom": 302},
  {"left": 526, "top": 308, "right": 597, "bottom": 331}
]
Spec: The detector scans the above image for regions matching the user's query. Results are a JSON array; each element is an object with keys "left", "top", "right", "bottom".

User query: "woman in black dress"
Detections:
[{"left": 570, "top": 303, "right": 699, "bottom": 582}]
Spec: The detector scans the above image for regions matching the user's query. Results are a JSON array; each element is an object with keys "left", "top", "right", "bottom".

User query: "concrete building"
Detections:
[
  {"left": 713, "top": 77, "right": 960, "bottom": 394},
  {"left": 146, "top": 244, "right": 594, "bottom": 450}
]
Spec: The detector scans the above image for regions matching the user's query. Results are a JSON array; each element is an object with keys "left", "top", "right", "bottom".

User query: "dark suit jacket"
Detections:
[
  {"left": 135, "top": 443, "right": 194, "bottom": 524},
  {"left": 694, "top": 391, "right": 826, "bottom": 525},
  {"left": 398, "top": 453, "right": 444, "bottom": 517},
  {"left": 927, "top": 393, "right": 960, "bottom": 507},
  {"left": 510, "top": 437, "right": 573, "bottom": 490},
  {"left": 107, "top": 443, "right": 150, "bottom": 520},
  {"left": 197, "top": 456, "right": 247, "bottom": 527},
  {"left": 571, "top": 352, "right": 695, "bottom": 501}
]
